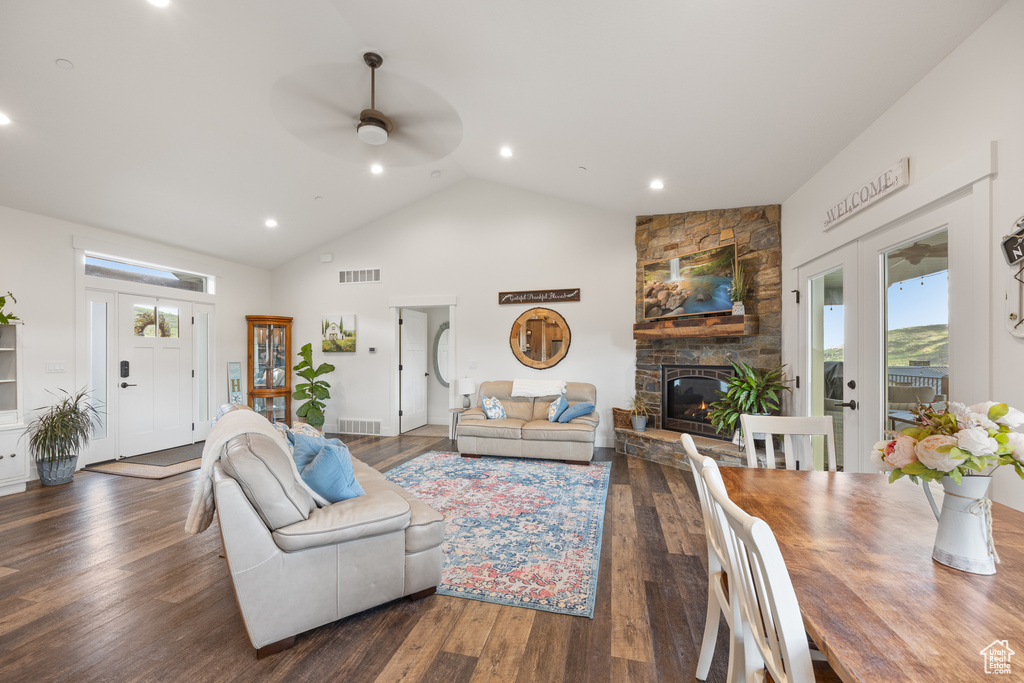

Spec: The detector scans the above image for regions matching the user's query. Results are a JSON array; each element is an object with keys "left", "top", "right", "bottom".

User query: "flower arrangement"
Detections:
[{"left": 872, "top": 401, "right": 1024, "bottom": 484}]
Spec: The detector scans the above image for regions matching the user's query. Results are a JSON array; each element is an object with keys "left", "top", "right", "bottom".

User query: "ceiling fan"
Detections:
[
  {"left": 889, "top": 241, "right": 946, "bottom": 266},
  {"left": 269, "top": 52, "right": 463, "bottom": 167}
]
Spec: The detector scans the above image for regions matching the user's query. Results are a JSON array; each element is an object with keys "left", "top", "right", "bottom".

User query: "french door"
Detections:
[
  {"left": 798, "top": 243, "right": 859, "bottom": 471},
  {"left": 799, "top": 193, "right": 975, "bottom": 472}
]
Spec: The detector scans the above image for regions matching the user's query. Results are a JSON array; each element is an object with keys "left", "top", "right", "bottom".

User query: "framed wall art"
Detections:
[{"left": 322, "top": 314, "right": 356, "bottom": 352}]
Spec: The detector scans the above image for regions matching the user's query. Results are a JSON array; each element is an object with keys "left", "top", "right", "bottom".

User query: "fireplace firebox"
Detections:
[{"left": 661, "top": 365, "right": 734, "bottom": 440}]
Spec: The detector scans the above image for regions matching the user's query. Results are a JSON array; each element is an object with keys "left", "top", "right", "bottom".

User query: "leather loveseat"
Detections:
[
  {"left": 211, "top": 423, "right": 444, "bottom": 656},
  {"left": 456, "top": 381, "right": 599, "bottom": 463}
]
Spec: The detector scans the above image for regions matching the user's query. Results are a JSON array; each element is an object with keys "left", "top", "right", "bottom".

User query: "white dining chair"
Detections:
[
  {"left": 681, "top": 434, "right": 763, "bottom": 683},
  {"left": 701, "top": 463, "right": 818, "bottom": 683},
  {"left": 740, "top": 414, "right": 838, "bottom": 471}
]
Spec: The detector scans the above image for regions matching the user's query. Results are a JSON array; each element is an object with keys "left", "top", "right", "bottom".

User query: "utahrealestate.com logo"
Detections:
[{"left": 980, "top": 640, "right": 1015, "bottom": 675}]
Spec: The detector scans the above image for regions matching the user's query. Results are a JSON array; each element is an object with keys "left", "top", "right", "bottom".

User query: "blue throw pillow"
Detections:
[
  {"left": 481, "top": 395, "right": 507, "bottom": 419},
  {"left": 558, "top": 401, "right": 595, "bottom": 423},
  {"left": 300, "top": 442, "right": 365, "bottom": 503},
  {"left": 547, "top": 395, "right": 569, "bottom": 422},
  {"left": 289, "top": 431, "right": 343, "bottom": 471}
]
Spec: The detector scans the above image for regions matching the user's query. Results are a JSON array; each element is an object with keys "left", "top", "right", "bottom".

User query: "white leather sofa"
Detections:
[
  {"left": 456, "top": 381, "right": 599, "bottom": 463},
  {"left": 212, "top": 429, "right": 444, "bottom": 657}
]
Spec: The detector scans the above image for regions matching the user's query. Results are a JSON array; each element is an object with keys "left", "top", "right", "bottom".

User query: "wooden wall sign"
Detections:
[
  {"left": 498, "top": 288, "right": 580, "bottom": 305},
  {"left": 823, "top": 158, "right": 909, "bottom": 230}
]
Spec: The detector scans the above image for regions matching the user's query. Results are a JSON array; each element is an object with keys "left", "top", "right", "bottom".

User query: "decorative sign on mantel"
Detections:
[
  {"left": 823, "top": 158, "right": 909, "bottom": 230},
  {"left": 498, "top": 288, "right": 580, "bottom": 305}
]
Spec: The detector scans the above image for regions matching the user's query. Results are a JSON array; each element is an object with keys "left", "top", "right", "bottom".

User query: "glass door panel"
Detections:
[
  {"left": 883, "top": 229, "right": 949, "bottom": 431},
  {"left": 810, "top": 267, "right": 845, "bottom": 470},
  {"left": 270, "top": 325, "right": 287, "bottom": 387},
  {"left": 252, "top": 324, "right": 268, "bottom": 388}
]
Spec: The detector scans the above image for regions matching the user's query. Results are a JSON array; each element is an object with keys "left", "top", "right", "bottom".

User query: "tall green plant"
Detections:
[
  {"left": 707, "top": 360, "right": 790, "bottom": 436},
  {"left": 292, "top": 343, "right": 335, "bottom": 429},
  {"left": 729, "top": 261, "right": 749, "bottom": 302},
  {"left": 0, "top": 291, "right": 19, "bottom": 325},
  {"left": 24, "top": 388, "right": 102, "bottom": 462}
]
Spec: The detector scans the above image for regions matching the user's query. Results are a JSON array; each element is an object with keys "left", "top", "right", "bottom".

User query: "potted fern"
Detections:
[
  {"left": 292, "top": 343, "right": 335, "bottom": 430},
  {"left": 24, "top": 388, "right": 102, "bottom": 485},
  {"left": 708, "top": 360, "right": 789, "bottom": 439}
]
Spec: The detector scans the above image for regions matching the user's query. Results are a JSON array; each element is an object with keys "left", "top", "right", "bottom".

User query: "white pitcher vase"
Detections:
[{"left": 923, "top": 475, "right": 998, "bottom": 575}]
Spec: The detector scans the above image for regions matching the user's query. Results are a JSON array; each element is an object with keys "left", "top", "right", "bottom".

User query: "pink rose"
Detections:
[
  {"left": 871, "top": 440, "right": 894, "bottom": 471},
  {"left": 915, "top": 434, "right": 960, "bottom": 472},
  {"left": 884, "top": 435, "right": 919, "bottom": 469}
]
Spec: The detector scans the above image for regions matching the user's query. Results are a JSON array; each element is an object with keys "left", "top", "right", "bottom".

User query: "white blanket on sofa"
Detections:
[
  {"left": 511, "top": 379, "right": 566, "bottom": 397},
  {"left": 184, "top": 409, "right": 300, "bottom": 535}
]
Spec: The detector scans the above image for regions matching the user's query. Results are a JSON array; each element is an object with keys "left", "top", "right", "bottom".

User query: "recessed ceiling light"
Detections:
[
  {"left": 314, "top": 196, "right": 323, "bottom": 201},
  {"left": 0, "top": 112, "right": 10, "bottom": 126},
  {"left": 370, "top": 163, "right": 383, "bottom": 175},
  {"left": 147, "top": 0, "right": 171, "bottom": 7},
  {"left": 264, "top": 218, "right": 278, "bottom": 228},
  {"left": 55, "top": 59, "right": 74, "bottom": 70},
  {"left": 578, "top": 166, "right": 587, "bottom": 172},
  {"left": 500, "top": 146, "right": 513, "bottom": 158},
  {"left": 649, "top": 179, "right": 664, "bottom": 190}
]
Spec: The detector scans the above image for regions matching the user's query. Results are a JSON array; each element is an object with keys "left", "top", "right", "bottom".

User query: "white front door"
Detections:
[
  {"left": 400, "top": 309, "right": 428, "bottom": 433},
  {"left": 117, "top": 295, "right": 194, "bottom": 457},
  {"left": 798, "top": 242, "right": 859, "bottom": 471}
]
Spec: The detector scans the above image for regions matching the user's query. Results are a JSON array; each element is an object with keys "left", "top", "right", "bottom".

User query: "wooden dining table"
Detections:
[{"left": 718, "top": 467, "right": 1024, "bottom": 682}]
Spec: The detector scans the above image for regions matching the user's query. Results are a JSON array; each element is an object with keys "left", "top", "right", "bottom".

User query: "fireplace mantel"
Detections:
[{"left": 632, "top": 314, "right": 759, "bottom": 340}]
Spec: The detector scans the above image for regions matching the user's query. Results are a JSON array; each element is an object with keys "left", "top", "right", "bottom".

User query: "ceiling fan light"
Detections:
[{"left": 357, "top": 121, "right": 389, "bottom": 145}]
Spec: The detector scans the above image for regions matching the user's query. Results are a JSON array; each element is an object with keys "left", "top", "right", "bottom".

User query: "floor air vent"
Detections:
[
  {"left": 338, "top": 418, "right": 382, "bottom": 436},
  {"left": 339, "top": 268, "right": 381, "bottom": 284}
]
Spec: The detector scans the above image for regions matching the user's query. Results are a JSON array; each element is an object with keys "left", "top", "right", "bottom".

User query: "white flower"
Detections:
[
  {"left": 957, "top": 411, "right": 998, "bottom": 431},
  {"left": 871, "top": 441, "right": 893, "bottom": 471},
  {"left": 957, "top": 427, "right": 998, "bottom": 456},
  {"left": 915, "top": 434, "right": 960, "bottom": 472},
  {"left": 996, "top": 406, "right": 1024, "bottom": 429},
  {"left": 1006, "top": 432, "right": 1024, "bottom": 464},
  {"left": 969, "top": 401, "right": 998, "bottom": 415}
]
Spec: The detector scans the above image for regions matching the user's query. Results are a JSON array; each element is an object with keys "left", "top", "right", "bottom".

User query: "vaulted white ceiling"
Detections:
[{"left": 0, "top": 0, "right": 1006, "bottom": 269}]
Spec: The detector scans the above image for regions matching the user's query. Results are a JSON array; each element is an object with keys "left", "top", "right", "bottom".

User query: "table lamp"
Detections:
[{"left": 457, "top": 377, "right": 476, "bottom": 409}]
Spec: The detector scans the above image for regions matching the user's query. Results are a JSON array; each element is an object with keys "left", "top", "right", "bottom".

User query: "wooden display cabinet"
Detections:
[{"left": 246, "top": 315, "right": 292, "bottom": 424}]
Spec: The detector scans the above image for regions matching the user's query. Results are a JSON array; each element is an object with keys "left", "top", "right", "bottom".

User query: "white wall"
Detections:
[
  {"left": 271, "top": 178, "right": 636, "bottom": 447},
  {"left": 781, "top": 0, "right": 1024, "bottom": 508},
  {"left": 0, "top": 204, "right": 271, "bottom": 463}
]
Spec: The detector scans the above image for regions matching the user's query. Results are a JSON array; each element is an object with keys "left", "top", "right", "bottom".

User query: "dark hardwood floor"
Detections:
[{"left": 0, "top": 434, "right": 729, "bottom": 682}]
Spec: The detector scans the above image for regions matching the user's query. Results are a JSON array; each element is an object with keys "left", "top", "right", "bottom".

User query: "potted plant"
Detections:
[
  {"left": 24, "top": 388, "right": 102, "bottom": 485},
  {"left": 708, "top": 360, "right": 789, "bottom": 439},
  {"left": 0, "top": 291, "right": 19, "bottom": 324},
  {"left": 292, "top": 343, "right": 336, "bottom": 430},
  {"left": 729, "top": 261, "right": 748, "bottom": 315},
  {"left": 630, "top": 393, "right": 650, "bottom": 432}
]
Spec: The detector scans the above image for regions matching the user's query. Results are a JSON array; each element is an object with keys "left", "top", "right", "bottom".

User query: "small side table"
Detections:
[{"left": 449, "top": 408, "right": 465, "bottom": 441}]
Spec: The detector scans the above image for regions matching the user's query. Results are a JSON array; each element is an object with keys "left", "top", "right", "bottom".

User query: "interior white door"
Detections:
[
  {"left": 118, "top": 295, "right": 193, "bottom": 457},
  {"left": 400, "top": 309, "right": 429, "bottom": 432},
  {"left": 798, "top": 242, "right": 859, "bottom": 471}
]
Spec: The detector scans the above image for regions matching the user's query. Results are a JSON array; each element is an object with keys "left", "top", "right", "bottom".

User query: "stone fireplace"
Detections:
[{"left": 615, "top": 205, "right": 783, "bottom": 467}]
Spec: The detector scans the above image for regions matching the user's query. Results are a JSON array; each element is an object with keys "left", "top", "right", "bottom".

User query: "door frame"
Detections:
[
  {"left": 388, "top": 295, "right": 457, "bottom": 437},
  {"left": 74, "top": 236, "right": 218, "bottom": 465}
]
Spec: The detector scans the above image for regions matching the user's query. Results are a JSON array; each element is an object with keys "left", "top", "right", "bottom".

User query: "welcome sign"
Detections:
[{"left": 823, "top": 158, "right": 909, "bottom": 230}]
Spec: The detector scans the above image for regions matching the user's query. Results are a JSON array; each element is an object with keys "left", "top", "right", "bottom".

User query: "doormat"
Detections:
[
  {"left": 385, "top": 451, "right": 611, "bottom": 618},
  {"left": 84, "top": 442, "right": 203, "bottom": 479}
]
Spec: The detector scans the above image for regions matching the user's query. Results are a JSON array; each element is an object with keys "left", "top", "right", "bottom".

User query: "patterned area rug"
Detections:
[{"left": 385, "top": 451, "right": 611, "bottom": 618}]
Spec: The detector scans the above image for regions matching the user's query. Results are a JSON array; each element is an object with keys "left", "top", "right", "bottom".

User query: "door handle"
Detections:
[
  {"left": 425, "top": 373, "right": 430, "bottom": 377},
  {"left": 120, "top": 382, "right": 137, "bottom": 388},
  {"left": 840, "top": 399, "right": 857, "bottom": 410}
]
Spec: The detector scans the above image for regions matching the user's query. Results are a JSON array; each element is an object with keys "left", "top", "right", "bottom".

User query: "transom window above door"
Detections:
[{"left": 85, "top": 254, "right": 209, "bottom": 293}]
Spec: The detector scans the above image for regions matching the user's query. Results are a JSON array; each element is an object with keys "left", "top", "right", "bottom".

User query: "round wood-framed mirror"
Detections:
[
  {"left": 509, "top": 307, "right": 571, "bottom": 369},
  {"left": 433, "top": 321, "right": 450, "bottom": 387}
]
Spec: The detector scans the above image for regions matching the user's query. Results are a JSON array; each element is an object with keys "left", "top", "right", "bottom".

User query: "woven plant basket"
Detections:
[
  {"left": 36, "top": 456, "right": 78, "bottom": 486},
  {"left": 612, "top": 408, "right": 632, "bottom": 430}
]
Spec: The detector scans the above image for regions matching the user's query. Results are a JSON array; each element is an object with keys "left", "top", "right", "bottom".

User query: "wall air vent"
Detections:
[
  {"left": 339, "top": 268, "right": 381, "bottom": 284},
  {"left": 337, "top": 418, "right": 382, "bottom": 436}
]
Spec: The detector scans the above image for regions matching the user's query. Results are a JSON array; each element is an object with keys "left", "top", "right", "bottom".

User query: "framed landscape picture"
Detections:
[
  {"left": 642, "top": 244, "right": 736, "bottom": 320},
  {"left": 322, "top": 314, "right": 355, "bottom": 352}
]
